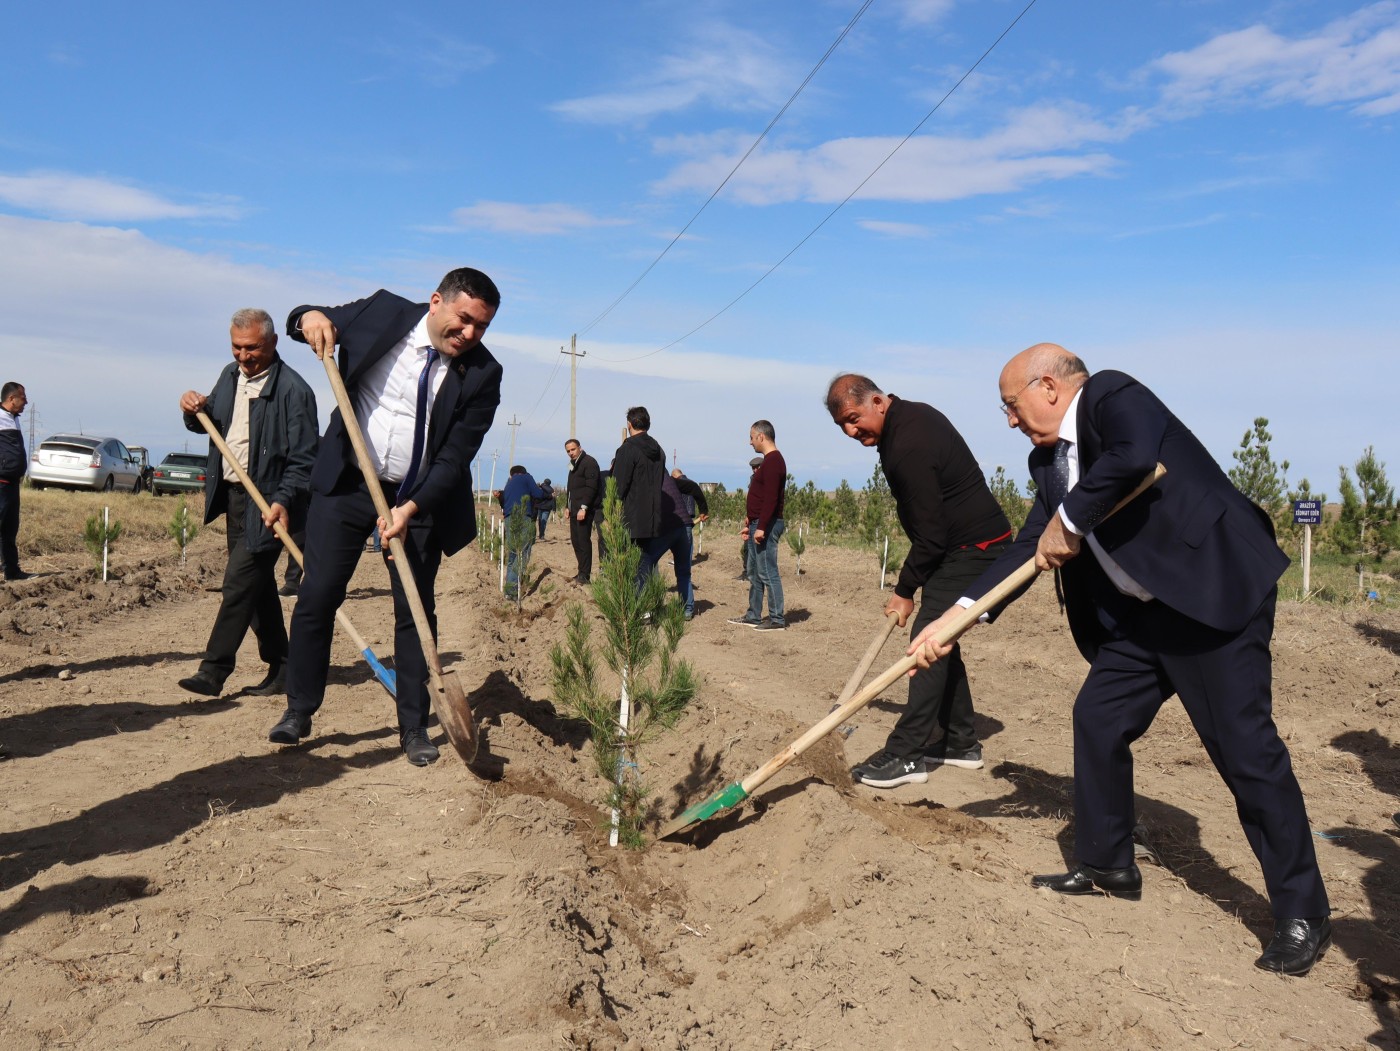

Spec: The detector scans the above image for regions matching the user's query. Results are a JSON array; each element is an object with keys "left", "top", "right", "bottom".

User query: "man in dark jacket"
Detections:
[
  {"left": 610, "top": 407, "right": 664, "bottom": 549},
  {"left": 275, "top": 267, "right": 501, "bottom": 766},
  {"left": 176, "top": 309, "right": 318, "bottom": 698},
  {"left": 0, "top": 382, "right": 30, "bottom": 581},
  {"left": 827, "top": 374, "right": 1012, "bottom": 788},
  {"left": 565, "top": 438, "right": 600, "bottom": 583},
  {"left": 498, "top": 464, "right": 544, "bottom": 598},
  {"left": 643, "top": 466, "right": 710, "bottom": 618},
  {"left": 535, "top": 478, "right": 556, "bottom": 539},
  {"left": 912, "top": 343, "right": 1330, "bottom": 976}
]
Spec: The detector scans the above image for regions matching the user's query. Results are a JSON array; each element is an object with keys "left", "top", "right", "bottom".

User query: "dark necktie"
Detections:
[
  {"left": 1047, "top": 438, "right": 1072, "bottom": 510},
  {"left": 397, "top": 348, "right": 438, "bottom": 502}
]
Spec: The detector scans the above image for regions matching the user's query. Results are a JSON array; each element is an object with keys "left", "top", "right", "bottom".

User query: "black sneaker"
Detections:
[
  {"left": 923, "top": 741, "right": 984, "bottom": 770},
  {"left": 727, "top": 615, "right": 761, "bottom": 627},
  {"left": 752, "top": 618, "right": 786, "bottom": 631},
  {"left": 852, "top": 750, "right": 928, "bottom": 788}
]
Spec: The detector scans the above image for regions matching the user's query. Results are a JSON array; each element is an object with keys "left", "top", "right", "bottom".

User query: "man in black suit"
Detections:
[
  {"left": 912, "top": 343, "right": 1330, "bottom": 976},
  {"left": 270, "top": 268, "right": 503, "bottom": 766},
  {"left": 564, "top": 438, "right": 599, "bottom": 584}
]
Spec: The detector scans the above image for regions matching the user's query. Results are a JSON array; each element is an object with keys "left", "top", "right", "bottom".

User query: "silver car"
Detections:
[{"left": 29, "top": 434, "right": 144, "bottom": 492}]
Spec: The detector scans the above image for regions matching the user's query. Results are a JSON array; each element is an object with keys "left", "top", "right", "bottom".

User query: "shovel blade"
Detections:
[
  {"left": 429, "top": 668, "right": 478, "bottom": 764},
  {"left": 657, "top": 781, "right": 750, "bottom": 840}
]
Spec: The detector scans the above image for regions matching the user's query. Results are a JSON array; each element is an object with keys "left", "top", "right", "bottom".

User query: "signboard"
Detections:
[{"left": 1293, "top": 500, "right": 1322, "bottom": 525}]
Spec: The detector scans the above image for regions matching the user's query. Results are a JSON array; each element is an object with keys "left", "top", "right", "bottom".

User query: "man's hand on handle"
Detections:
[
  {"left": 884, "top": 594, "right": 914, "bottom": 628},
  {"left": 1035, "top": 513, "right": 1081, "bottom": 571},
  {"left": 179, "top": 391, "right": 208, "bottom": 414},
  {"left": 907, "top": 606, "right": 965, "bottom": 673},
  {"left": 299, "top": 310, "right": 338, "bottom": 359}
]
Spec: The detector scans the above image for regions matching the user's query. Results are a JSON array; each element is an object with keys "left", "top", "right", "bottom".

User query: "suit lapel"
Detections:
[{"left": 346, "top": 303, "right": 427, "bottom": 384}]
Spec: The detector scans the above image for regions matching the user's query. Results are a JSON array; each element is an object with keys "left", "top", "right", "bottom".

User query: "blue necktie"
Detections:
[{"left": 397, "top": 348, "right": 438, "bottom": 502}]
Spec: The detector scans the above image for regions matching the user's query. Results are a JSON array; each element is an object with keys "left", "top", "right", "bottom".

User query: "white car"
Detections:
[{"left": 29, "top": 434, "right": 144, "bottom": 492}]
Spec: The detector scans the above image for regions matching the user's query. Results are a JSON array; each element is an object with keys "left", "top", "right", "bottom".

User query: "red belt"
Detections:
[{"left": 963, "top": 528, "right": 1012, "bottom": 551}]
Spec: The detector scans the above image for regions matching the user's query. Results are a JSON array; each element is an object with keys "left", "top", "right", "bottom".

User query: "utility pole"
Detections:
[
  {"left": 507, "top": 415, "right": 521, "bottom": 467},
  {"left": 560, "top": 334, "right": 586, "bottom": 440},
  {"left": 489, "top": 448, "right": 500, "bottom": 496}
]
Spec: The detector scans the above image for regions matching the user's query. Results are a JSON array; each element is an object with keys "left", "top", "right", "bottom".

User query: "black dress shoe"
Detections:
[
  {"left": 268, "top": 709, "right": 311, "bottom": 744},
  {"left": 4, "top": 570, "right": 34, "bottom": 581},
  {"left": 177, "top": 672, "right": 223, "bottom": 697},
  {"left": 248, "top": 662, "right": 286, "bottom": 697},
  {"left": 1255, "top": 917, "right": 1331, "bottom": 976},
  {"left": 401, "top": 728, "right": 440, "bottom": 766},
  {"left": 1031, "top": 862, "right": 1142, "bottom": 900},
  {"left": 278, "top": 583, "right": 299, "bottom": 597}
]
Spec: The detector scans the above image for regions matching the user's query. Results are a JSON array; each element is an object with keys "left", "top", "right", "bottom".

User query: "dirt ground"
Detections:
[{"left": 2, "top": 522, "right": 1398, "bottom": 1050}]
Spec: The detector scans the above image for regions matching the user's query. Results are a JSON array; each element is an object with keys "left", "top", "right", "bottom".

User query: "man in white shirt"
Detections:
[{"left": 274, "top": 269, "right": 502, "bottom": 766}]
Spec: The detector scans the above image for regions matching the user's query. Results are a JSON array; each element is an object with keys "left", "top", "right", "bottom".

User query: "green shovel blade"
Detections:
[{"left": 658, "top": 781, "right": 750, "bottom": 839}]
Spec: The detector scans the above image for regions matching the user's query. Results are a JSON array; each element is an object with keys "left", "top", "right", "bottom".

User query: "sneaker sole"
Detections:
[
  {"left": 857, "top": 770, "right": 929, "bottom": 789},
  {"left": 926, "top": 757, "right": 984, "bottom": 770}
]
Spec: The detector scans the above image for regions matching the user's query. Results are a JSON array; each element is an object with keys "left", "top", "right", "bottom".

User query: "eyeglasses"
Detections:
[{"left": 999, "top": 377, "right": 1040, "bottom": 418}]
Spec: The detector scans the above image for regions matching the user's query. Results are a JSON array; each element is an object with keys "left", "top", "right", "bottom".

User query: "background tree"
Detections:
[
  {"left": 988, "top": 465, "right": 1030, "bottom": 531},
  {"left": 1229, "top": 417, "right": 1289, "bottom": 520},
  {"left": 860, "top": 463, "right": 897, "bottom": 545},
  {"left": 1336, "top": 446, "right": 1398, "bottom": 562}
]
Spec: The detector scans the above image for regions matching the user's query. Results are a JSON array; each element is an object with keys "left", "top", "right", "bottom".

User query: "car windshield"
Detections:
[{"left": 163, "top": 455, "right": 207, "bottom": 467}]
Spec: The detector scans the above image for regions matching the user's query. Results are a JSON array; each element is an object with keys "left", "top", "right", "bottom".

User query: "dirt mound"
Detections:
[{"left": 2, "top": 532, "right": 1398, "bottom": 1049}]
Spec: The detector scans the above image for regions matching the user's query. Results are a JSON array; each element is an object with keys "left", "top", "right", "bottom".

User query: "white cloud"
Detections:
[
  {"left": 1148, "top": 2, "right": 1400, "bottom": 117},
  {"left": 892, "top": 0, "right": 957, "bottom": 28},
  {"left": 857, "top": 219, "right": 931, "bottom": 238},
  {"left": 550, "top": 23, "right": 797, "bottom": 124},
  {"left": 0, "top": 171, "right": 243, "bottom": 222},
  {"left": 653, "top": 103, "right": 1121, "bottom": 205},
  {"left": 445, "top": 201, "right": 629, "bottom": 236}
]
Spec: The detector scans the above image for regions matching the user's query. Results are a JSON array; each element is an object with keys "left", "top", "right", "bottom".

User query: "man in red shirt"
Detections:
[{"left": 729, "top": 420, "right": 787, "bottom": 630}]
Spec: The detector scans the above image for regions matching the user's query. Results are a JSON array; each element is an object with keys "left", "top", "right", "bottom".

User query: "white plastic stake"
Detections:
[{"left": 102, "top": 506, "right": 110, "bottom": 581}]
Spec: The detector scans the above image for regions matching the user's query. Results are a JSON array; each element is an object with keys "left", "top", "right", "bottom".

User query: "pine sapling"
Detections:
[{"left": 167, "top": 500, "right": 200, "bottom": 565}]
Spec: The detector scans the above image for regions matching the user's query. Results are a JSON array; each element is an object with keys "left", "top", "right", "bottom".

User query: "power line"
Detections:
[
  {"left": 576, "top": 0, "right": 878, "bottom": 339},
  {"left": 591, "top": 0, "right": 1042, "bottom": 365}
]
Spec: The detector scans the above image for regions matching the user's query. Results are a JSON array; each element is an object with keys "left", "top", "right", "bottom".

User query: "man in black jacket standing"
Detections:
[
  {"left": 610, "top": 407, "right": 664, "bottom": 555},
  {"left": 827, "top": 373, "right": 1012, "bottom": 788},
  {"left": 0, "top": 382, "right": 30, "bottom": 581},
  {"left": 176, "top": 309, "right": 318, "bottom": 698},
  {"left": 274, "top": 268, "right": 502, "bottom": 766},
  {"left": 564, "top": 438, "right": 599, "bottom": 583}
]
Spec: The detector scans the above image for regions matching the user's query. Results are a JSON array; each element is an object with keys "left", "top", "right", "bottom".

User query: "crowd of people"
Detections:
[{"left": 0, "top": 264, "right": 1333, "bottom": 978}]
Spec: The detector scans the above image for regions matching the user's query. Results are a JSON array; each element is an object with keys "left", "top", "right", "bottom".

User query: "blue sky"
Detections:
[{"left": 2, "top": 0, "right": 1396, "bottom": 497}]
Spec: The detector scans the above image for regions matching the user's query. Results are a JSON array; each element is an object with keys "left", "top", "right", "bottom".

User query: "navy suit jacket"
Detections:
[
  {"left": 968, "top": 370, "right": 1288, "bottom": 661},
  {"left": 287, "top": 290, "right": 502, "bottom": 556}
]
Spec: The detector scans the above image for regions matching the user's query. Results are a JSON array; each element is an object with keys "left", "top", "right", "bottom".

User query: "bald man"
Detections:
[{"left": 912, "top": 344, "right": 1330, "bottom": 977}]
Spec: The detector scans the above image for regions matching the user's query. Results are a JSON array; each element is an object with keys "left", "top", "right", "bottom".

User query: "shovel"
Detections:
[
  {"left": 194, "top": 412, "right": 397, "bottom": 698},
  {"left": 826, "top": 610, "right": 900, "bottom": 738},
  {"left": 316, "top": 352, "right": 479, "bottom": 763},
  {"left": 657, "top": 463, "right": 1166, "bottom": 840}
]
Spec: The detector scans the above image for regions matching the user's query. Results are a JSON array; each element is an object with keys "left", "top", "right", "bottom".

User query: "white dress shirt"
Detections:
[
  {"left": 353, "top": 315, "right": 445, "bottom": 484},
  {"left": 222, "top": 369, "right": 272, "bottom": 482}
]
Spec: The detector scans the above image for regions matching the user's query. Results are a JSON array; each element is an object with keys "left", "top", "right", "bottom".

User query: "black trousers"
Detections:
[
  {"left": 570, "top": 508, "right": 594, "bottom": 581},
  {"left": 286, "top": 481, "right": 441, "bottom": 733},
  {"left": 1072, "top": 589, "right": 1329, "bottom": 919},
  {"left": 886, "top": 542, "right": 1005, "bottom": 758},
  {"left": 282, "top": 528, "right": 306, "bottom": 588},
  {"left": 0, "top": 479, "right": 20, "bottom": 576},
  {"left": 199, "top": 488, "right": 286, "bottom": 682}
]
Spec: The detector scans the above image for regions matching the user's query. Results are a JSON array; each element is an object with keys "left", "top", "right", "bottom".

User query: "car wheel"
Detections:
[{"left": 102, "top": 474, "right": 115, "bottom": 492}]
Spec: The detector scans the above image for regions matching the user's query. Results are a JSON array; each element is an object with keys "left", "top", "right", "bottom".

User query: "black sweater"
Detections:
[{"left": 878, "top": 395, "right": 1011, "bottom": 600}]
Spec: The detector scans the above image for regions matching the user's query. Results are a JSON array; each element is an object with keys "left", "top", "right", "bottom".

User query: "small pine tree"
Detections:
[
  {"left": 1336, "top": 447, "right": 1398, "bottom": 563},
  {"left": 860, "top": 463, "right": 896, "bottom": 544},
  {"left": 84, "top": 512, "right": 122, "bottom": 573},
  {"left": 550, "top": 478, "right": 698, "bottom": 847},
  {"left": 166, "top": 500, "right": 200, "bottom": 564},
  {"left": 1228, "top": 417, "right": 1289, "bottom": 521},
  {"left": 503, "top": 499, "right": 535, "bottom": 606},
  {"left": 786, "top": 523, "right": 806, "bottom": 574}
]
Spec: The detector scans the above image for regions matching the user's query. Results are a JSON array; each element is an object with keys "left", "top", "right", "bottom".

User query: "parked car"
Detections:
[
  {"left": 128, "top": 445, "right": 154, "bottom": 493},
  {"left": 150, "top": 452, "right": 209, "bottom": 496},
  {"left": 29, "top": 434, "right": 144, "bottom": 492}
]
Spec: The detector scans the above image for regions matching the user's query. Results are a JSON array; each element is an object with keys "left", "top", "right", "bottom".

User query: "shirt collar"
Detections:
[{"left": 1059, "top": 386, "right": 1084, "bottom": 447}]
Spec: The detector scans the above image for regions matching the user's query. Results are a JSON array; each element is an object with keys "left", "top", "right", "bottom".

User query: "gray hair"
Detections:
[
  {"left": 751, "top": 419, "right": 775, "bottom": 442},
  {"left": 230, "top": 308, "right": 276, "bottom": 341},
  {"left": 824, "top": 373, "right": 882, "bottom": 417}
]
